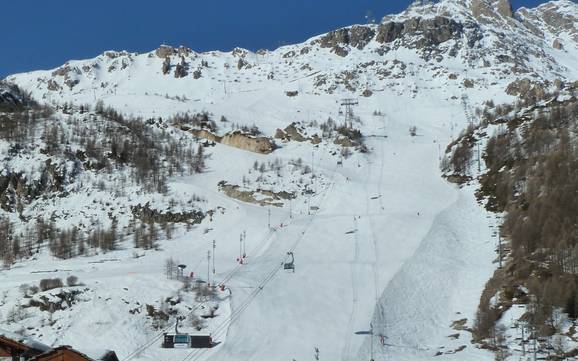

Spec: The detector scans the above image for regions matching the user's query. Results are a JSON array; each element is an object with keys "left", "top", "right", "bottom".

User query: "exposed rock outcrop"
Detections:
[
  {"left": 131, "top": 203, "right": 204, "bottom": 224},
  {"left": 274, "top": 123, "right": 321, "bottom": 145},
  {"left": 47, "top": 79, "right": 61, "bottom": 91},
  {"left": 517, "top": 0, "right": 578, "bottom": 44},
  {"left": 463, "top": 79, "right": 475, "bottom": 88},
  {"left": 237, "top": 58, "right": 251, "bottom": 70},
  {"left": 218, "top": 181, "right": 294, "bottom": 207},
  {"left": 283, "top": 123, "right": 307, "bottom": 142},
  {"left": 177, "top": 126, "right": 276, "bottom": 154},
  {"left": 318, "top": 25, "right": 376, "bottom": 52},
  {"left": 376, "top": 16, "right": 463, "bottom": 50},
  {"left": 334, "top": 136, "right": 357, "bottom": 147},
  {"left": 495, "top": 0, "right": 514, "bottom": 18},
  {"left": 177, "top": 46, "right": 193, "bottom": 57},
  {"left": 221, "top": 131, "right": 275, "bottom": 154},
  {"left": 64, "top": 79, "right": 79, "bottom": 90},
  {"left": 0, "top": 160, "right": 67, "bottom": 213},
  {"left": 471, "top": 0, "right": 513, "bottom": 21},
  {"left": 0, "top": 82, "right": 31, "bottom": 107},
  {"left": 505, "top": 78, "right": 548, "bottom": 99},
  {"left": 26, "top": 288, "right": 85, "bottom": 312},
  {"left": 361, "top": 89, "right": 373, "bottom": 97},
  {"left": 155, "top": 45, "right": 175, "bottom": 58}
]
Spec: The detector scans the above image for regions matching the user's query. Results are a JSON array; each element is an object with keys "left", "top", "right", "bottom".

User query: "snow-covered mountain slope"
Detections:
[
  {"left": 1, "top": 1, "right": 578, "bottom": 361},
  {"left": 6, "top": 0, "right": 578, "bottom": 112}
]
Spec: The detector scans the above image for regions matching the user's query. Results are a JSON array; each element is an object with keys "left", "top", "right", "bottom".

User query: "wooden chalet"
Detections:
[
  {"left": 0, "top": 330, "right": 118, "bottom": 361},
  {"left": 29, "top": 347, "right": 119, "bottom": 361},
  {"left": 0, "top": 332, "right": 51, "bottom": 361}
]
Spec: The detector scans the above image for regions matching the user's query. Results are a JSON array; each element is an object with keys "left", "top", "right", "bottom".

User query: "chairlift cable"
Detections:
[{"left": 180, "top": 160, "right": 340, "bottom": 361}]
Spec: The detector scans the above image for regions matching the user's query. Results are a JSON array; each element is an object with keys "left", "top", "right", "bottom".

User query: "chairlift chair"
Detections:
[{"left": 283, "top": 252, "right": 295, "bottom": 272}]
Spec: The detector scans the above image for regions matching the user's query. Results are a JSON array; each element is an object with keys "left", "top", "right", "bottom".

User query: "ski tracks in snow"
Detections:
[{"left": 341, "top": 126, "right": 386, "bottom": 361}]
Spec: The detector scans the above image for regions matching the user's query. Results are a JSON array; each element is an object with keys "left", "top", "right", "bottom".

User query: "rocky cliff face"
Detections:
[
  {"left": 0, "top": 81, "right": 32, "bottom": 108},
  {"left": 470, "top": 0, "right": 514, "bottom": 21},
  {"left": 5, "top": 1, "right": 578, "bottom": 106},
  {"left": 0, "top": 159, "right": 67, "bottom": 214},
  {"left": 518, "top": 0, "right": 578, "bottom": 45},
  {"left": 377, "top": 16, "right": 464, "bottom": 49}
]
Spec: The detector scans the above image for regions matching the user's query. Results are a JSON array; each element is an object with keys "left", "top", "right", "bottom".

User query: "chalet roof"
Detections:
[
  {"left": 78, "top": 348, "right": 120, "bottom": 361},
  {"left": 0, "top": 330, "right": 117, "bottom": 361},
  {"left": 0, "top": 328, "right": 52, "bottom": 353},
  {"left": 30, "top": 346, "right": 119, "bottom": 361}
]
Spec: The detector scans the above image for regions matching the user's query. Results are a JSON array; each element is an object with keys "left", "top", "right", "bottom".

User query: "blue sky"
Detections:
[{"left": 1, "top": 0, "right": 552, "bottom": 78}]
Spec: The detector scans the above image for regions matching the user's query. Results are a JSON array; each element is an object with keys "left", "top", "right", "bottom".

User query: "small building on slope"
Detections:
[
  {"left": 29, "top": 346, "right": 119, "bottom": 361},
  {"left": 0, "top": 329, "right": 52, "bottom": 361}
]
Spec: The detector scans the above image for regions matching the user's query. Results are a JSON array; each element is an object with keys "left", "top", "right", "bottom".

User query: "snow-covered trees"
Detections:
[
  {"left": 0, "top": 100, "right": 213, "bottom": 262},
  {"left": 174, "top": 57, "right": 188, "bottom": 78},
  {"left": 162, "top": 57, "right": 171, "bottom": 75},
  {"left": 0, "top": 218, "right": 24, "bottom": 268},
  {"left": 66, "top": 275, "right": 79, "bottom": 287},
  {"left": 474, "top": 95, "right": 578, "bottom": 347},
  {"left": 39, "top": 278, "right": 63, "bottom": 291}
]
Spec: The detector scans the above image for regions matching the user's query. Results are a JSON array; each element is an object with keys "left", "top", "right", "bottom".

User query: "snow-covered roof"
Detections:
[
  {"left": 28, "top": 346, "right": 118, "bottom": 361},
  {"left": 0, "top": 328, "right": 52, "bottom": 353},
  {"left": 77, "top": 348, "right": 117, "bottom": 361}
]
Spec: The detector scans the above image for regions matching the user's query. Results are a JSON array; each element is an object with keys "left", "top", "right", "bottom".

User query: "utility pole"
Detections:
[
  {"left": 521, "top": 321, "right": 526, "bottom": 357},
  {"left": 477, "top": 142, "right": 481, "bottom": 172},
  {"left": 289, "top": 198, "right": 293, "bottom": 219},
  {"left": 370, "top": 323, "right": 374, "bottom": 361},
  {"left": 533, "top": 326, "right": 537, "bottom": 361},
  {"left": 498, "top": 232, "right": 502, "bottom": 269},
  {"left": 239, "top": 233, "right": 243, "bottom": 261},
  {"left": 212, "top": 240, "right": 216, "bottom": 275},
  {"left": 207, "top": 250, "right": 211, "bottom": 286},
  {"left": 311, "top": 150, "right": 316, "bottom": 192},
  {"left": 242, "top": 230, "right": 246, "bottom": 258},
  {"left": 312, "top": 151, "right": 315, "bottom": 176},
  {"left": 268, "top": 208, "right": 271, "bottom": 229}
]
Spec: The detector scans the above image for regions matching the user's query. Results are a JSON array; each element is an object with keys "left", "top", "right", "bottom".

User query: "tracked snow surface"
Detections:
[{"left": 1, "top": 0, "right": 578, "bottom": 360}]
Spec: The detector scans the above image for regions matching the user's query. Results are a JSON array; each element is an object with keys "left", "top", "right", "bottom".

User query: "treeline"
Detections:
[
  {"left": 2, "top": 101, "right": 207, "bottom": 196},
  {"left": 0, "top": 104, "right": 53, "bottom": 142},
  {"left": 169, "top": 112, "right": 218, "bottom": 132},
  {"left": 442, "top": 123, "right": 477, "bottom": 177},
  {"left": 79, "top": 101, "right": 206, "bottom": 193},
  {"left": 444, "top": 83, "right": 569, "bottom": 179},
  {"left": 474, "top": 96, "right": 578, "bottom": 339},
  {"left": 0, "top": 212, "right": 179, "bottom": 267}
]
